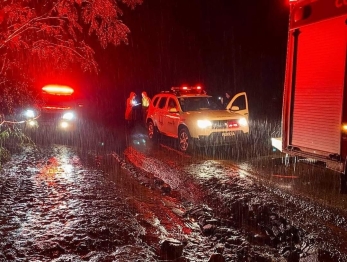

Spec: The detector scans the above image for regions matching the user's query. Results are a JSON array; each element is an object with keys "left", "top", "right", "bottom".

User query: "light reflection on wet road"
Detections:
[
  {"left": 127, "top": 123, "right": 347, "bottom": 216},
  {"left": 125, "top": 123, "right": 347, "bottom": 260},
  {"left": 236, "top": 155, "right": 347, "bottom": 212},
  {"left": 0, "top": 144, "right": 156, "bottom": 261},
  {"left": 10, "top": 120, "right": 346, "bottom": 261}
]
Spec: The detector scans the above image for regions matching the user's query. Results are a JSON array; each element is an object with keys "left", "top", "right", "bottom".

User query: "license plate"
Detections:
[{"left": 222, "top": 132, "right": 235, "bottom": 137}]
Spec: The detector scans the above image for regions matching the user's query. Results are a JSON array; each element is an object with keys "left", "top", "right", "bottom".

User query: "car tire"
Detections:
[
  {"left": 178, "top": 127, "right": 194, "bottom": 152},
  {"left": 147, "top": 120, "right": 158, "bottom": 141}
]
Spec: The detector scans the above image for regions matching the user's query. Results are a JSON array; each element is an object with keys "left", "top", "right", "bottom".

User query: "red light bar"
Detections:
[
  {"left": 227, "top": 120, "right": 239, "bottom": 128},
  {"left": 42, "top": 106, "right": 71, "bottom": 110},
  {"left": 170, "top": 86, "right": 205, "bottom": 95},
  {"left": 171, "top": 86, "right": 203, "bottom": 90},
  {"left": 42, "top": 85, "right": 74, "bottom": 95}
]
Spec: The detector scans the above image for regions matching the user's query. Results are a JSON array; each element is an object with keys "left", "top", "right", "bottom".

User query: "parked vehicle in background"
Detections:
[
  {"left": 24, "top": 85, "right": 82, "bottom": 133},
  {"left": 146, "top": 86, "right": 249, "bottom": 152},
  {"left": 272, "top": 0, "right": 347, "bottom": 174}
]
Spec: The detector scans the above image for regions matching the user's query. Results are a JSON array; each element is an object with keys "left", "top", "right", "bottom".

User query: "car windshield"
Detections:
[
  {"left": 178, "top": 97, "right": 220, "bottom": 112},
  {"left": 42, "top": 93, "right": 75, "bottom": 108}
]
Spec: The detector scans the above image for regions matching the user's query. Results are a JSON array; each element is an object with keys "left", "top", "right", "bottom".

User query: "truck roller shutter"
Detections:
[{"left": 291, "top": 15, "right": 347, "bottom": 155}]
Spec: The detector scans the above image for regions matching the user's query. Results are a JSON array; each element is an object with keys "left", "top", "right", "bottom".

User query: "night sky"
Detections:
[{"left": 84, "top": 0, "right": 290, "bottom": 121}]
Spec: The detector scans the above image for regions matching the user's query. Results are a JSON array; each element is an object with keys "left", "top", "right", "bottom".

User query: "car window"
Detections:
[
  {"left": 158, "top": 97, "right": 168, "bottom": 109},
  {"left": 152, "top": 96, "right": 160, "bottom": 107},
  {"left": 42, "top": 93, "right": 75, "bottom": 107},
  {"left": 232, "top": 95, "right": 246, "bottom": 110},
  {"left": 168, "top": 98, "right": 178, "bottom": 110},
  {"left": 178, "top": 97, "right": 218, "bottom": 112}
]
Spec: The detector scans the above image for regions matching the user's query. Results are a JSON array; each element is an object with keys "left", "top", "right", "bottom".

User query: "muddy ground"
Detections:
[
  {"left": 114, "top": 137, "right": 347, "bottom": 262},
  {"left": 0, "top": 145, "right": 157, "bottom": 261},
  {"left": 1, "top": 120, "right": 347, "bottom": 261}
]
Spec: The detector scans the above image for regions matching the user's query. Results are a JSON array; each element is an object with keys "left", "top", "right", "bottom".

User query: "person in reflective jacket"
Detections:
[{"left": 141, "top": 91, "right": 151, "bottom": 125}]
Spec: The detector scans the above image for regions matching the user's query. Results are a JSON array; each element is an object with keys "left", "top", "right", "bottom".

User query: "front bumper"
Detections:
[
  {"left": 25, "top": 119, "right": 77, "bottom": 132},
  {"left": 195, "top": 130, "right": 246, "bottom": 146}
]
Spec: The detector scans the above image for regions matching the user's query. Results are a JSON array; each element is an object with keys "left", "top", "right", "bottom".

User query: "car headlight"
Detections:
[
  {"left": 238, "top": 117, "right": 248, "bottom": 127},
  {"left": 60, "top": 121, "right": 70, "bottom": 129},
  {"left": 342, "top": 123, "right": 347, "bottom": 133},
  {"left": 197, "top": 120, "right": 212, "bottom": 128},
  {"left": 24, "top": 109, "right": 36, "bottom": 118},
  {"left": 62, "top": 112, "right": 75, "bottom": 120}
]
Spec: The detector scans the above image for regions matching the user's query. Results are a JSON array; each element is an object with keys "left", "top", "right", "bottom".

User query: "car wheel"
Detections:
[
  {"left": 147, "top": 120, "right": 158, "bottom": 141},
  {"left": 178, "top": 127, "right": 194, "bottom": 152}
]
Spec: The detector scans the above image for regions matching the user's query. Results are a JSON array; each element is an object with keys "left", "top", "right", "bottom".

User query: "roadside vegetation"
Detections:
[
  {"left": 0, "top": 124, "right": 35, "bottom": 168},
  {"left": 0, "top": 0, "right": 143, "bottom": 166}
]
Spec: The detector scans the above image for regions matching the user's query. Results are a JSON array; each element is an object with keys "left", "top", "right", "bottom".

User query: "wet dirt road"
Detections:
[
  {"left": 2, "top": 119, "right": 347, "bottom": 261},
  {"left": 126, "top": 121, "right": 347, "bottom": 217},
  {"left": 0, "top": 145, "right": 156, "bottom": 261},
  {"left": 122, "top": 122, "right": 347, "bottom": 261},
  {"left": 1, "top": 123, "right": 235, "bottom": 261},
  {"left": 239, "top": 155, "right": 347, "bottom": 212}
]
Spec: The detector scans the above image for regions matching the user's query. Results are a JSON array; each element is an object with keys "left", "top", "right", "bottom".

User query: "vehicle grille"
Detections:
[
  {"left": 197, "top": 130, "right": 244, "bottom": 146},
  {"left": 212, "top": 120, "right": 228, "bottom": 129},
  {"left": 41, "top": 112, "right": 61, "bottom": 119},
  {"left": 38, "top": 111, "right": 62, "bottom": 124}
]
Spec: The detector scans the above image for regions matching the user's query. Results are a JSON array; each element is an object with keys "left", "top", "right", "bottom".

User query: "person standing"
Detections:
[
  {"left": 221, "top": 91, "right": 231, "bottom": 109},
  {"left": 125, "top": 92, "right": 137, "bottom": 127},
  {"left": 141, "top": 91, "right": 151, "bottom": 124}
]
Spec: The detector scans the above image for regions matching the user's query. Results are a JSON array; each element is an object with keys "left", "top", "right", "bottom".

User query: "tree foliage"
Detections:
[
  {"left": 0, "top": 0, "right": 143, "bottom": 79},
  {"left": 0, "top": 0, "right": 143, "bottom": 114},
  {"left": 0, "top": 74, "right": 34, "bottom": 114},
  {"left": 0, "top": 0, "right": 143, "bottom": 163}
]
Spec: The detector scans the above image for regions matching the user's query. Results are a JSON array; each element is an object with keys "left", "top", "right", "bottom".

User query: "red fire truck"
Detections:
[
  {"left": 272, "top": 0, "right": 347, "bottom": 174},
  {"left": 24, "top": 84, "right": 80, "bottom": 132}
]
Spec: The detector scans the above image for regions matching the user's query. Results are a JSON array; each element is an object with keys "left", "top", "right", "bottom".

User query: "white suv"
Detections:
[{"left": 146, "top": 86, "right": 249, "bottom": 152}]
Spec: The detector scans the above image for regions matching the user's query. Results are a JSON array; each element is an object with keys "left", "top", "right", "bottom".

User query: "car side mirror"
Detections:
[
  {"left": 231, "top": 106, "right": 239, "bottom": 111},
  {"left": 169, "top": 107, "right": 178, "bottom": 113}
]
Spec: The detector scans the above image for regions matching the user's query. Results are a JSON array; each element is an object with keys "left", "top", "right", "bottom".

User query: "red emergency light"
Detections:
[
  {"left": 171, "top": 85, "right": 205, "bottom": 95},
  {"left": 171, "top": 85, "right": 203, "bottom": 91},
  {"left": 227, "top": 120, "right": 239, "bottom": 128},
  {"left": 42, "top": 85, "right": 74, "bottom": 95}
]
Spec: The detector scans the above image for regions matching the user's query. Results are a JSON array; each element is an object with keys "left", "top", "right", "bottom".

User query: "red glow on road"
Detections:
[{"left": 37, "top": 157, "right": 60, "bottom": 187}]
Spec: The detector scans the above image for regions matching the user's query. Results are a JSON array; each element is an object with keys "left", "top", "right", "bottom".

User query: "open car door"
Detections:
[{"left": 226, "top": 92, "right": 249, "bottom": 120}]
